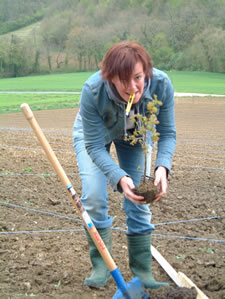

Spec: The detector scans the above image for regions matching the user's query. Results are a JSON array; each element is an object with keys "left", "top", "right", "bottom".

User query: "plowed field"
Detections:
[{"left": 1, "top": 97, "right": 225, "bottom": 298}]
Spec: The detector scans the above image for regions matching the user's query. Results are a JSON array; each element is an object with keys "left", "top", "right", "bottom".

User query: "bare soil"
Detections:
[{"left": 0, "top": 97, "right": 225, "bottom": 299}]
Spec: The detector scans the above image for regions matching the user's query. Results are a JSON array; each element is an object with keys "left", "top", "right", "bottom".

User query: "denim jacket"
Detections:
[{"left": 76, "top": 68, "right": 176, "bottom": 190}]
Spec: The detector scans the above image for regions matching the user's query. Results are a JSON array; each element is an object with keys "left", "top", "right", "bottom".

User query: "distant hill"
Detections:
[
  {"left": 0, "top": 0, "right": 51, "bottom": 35},
  {"left": 0, "top": 22, "right": 42, "bottom": 42}
]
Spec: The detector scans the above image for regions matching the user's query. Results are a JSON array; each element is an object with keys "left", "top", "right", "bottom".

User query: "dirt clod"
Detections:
[{"left": 149, "top": 286, "right": 197, "bottom": 298}]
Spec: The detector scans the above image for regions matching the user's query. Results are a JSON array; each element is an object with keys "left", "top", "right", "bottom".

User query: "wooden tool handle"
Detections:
[{"left": 21, "top": 103, "right": 117, "bottom": 271}]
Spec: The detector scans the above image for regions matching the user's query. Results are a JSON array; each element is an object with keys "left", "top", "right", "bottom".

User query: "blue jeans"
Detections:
[{"left": 73, "top": 115, "right": 155, "bottom": 235}]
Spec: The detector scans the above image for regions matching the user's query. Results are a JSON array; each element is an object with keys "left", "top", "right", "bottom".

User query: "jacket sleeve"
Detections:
[
  {"left": 80, "top": 83, "right": 127, "bottom": 191},
  {"left": 155, "top": 77, "right": 176, "bottom": 171}
]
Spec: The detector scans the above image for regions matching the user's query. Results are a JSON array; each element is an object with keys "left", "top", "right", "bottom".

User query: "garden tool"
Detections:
[{"left": 21, "top": 103, "right": 150, "bottom": 299}]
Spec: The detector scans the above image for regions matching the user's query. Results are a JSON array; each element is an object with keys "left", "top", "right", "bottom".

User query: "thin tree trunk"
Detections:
[{"left": 143, "top": 133, "right": 147, "bottom": 184}]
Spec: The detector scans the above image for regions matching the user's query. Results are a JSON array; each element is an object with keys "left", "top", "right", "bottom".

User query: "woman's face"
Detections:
[{"left": 111, "top": 61, "right": 146, "bottom": 104}]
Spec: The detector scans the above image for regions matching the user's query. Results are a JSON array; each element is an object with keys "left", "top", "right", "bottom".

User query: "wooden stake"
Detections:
[{"left": 151, "top": 245, "right": 209, "bottom": 299}]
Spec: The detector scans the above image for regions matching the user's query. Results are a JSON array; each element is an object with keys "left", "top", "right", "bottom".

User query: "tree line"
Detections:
[{"left": 0, "top": 0, "right": 225, "bottom": 77}]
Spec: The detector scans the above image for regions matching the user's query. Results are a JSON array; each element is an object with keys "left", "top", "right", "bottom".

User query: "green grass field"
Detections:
[
  {"left": 166, "top": 70, "right": 225, "bottom": 94},
  {"left": 0, "top": 72, "right": 94, "bottom": 92},
  {"left": 0, "top": 94, "right": 80, "bottom": 114},
  {"left": 1, "top": 70, "right": 225, "bottom": 93},
  {"left": 0, "top": 93, "right": 80, "bottom": 114},
  {"left": 0, "top": 70, "right": 224, "bottom": 114}
]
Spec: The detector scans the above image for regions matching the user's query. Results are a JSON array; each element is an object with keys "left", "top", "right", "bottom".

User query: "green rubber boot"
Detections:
[
  {"left": 84, "top": 227, "right": 112, "bottom": 288},
  {"left": 127, "top": 233, "right": 169, "bottom": 289}
]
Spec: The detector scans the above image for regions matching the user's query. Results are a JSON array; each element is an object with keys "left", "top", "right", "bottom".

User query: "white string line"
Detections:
[
  {"left": 2, "top": 137, "right": 225, "bottom": 149},
  {"left": 1, "top": 144, "right": 225, "bottom": 160},
  {"left": 1, "top": 148, "right": 225, "bottom": 173},
  {"left": 2, "top": 141, "right": 225, "bottom": 155},
  {"left": 0, "top": 173, "right": 79, "bottom": 177},
  {"left": 172, "top": 163, "right": 225, "bottom": 172},
  {"left": 0, "top": 145, "right": 74, "bottom": 154},
  {"left": 1, "top": 139, "right": 73, "bottom": 146},
  {"left": 1, "top": 127, "right": 225, "bottom": 142},
  {"left": 1, "top": 130, "right": 225, "bottom": 147},
  {"left": 1, "top": 202, "right": 224, "bottom": 243},
  {"left": 0, "top": 127, "right": 72, "bottom": 136},
  {"left": 174, "top": 154, "right": 225, "bottom": 161}
]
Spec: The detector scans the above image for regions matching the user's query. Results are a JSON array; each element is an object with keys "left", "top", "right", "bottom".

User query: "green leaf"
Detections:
[
  {"left": 41, "top": 173, "right": 51, "bottom": 178},
  {"left": 176, "top": 254, "right": 186, "bottom": 259},
  {"left": 0, "top": 170, "right": 14, "bottom": 175},
  {"left": 54, "top": 280, "right": 61, "bottom": 288},
  {"left": 23, "top": 167, "right": 33, "bottom": 172},
  {"left": 199, "top": 247, "right": 214, "bottom": 254}
]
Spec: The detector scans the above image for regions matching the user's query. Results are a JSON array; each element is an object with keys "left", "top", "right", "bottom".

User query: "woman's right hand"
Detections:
[{"left": 119, "top": 176, "right": 146, "bottom": 204}]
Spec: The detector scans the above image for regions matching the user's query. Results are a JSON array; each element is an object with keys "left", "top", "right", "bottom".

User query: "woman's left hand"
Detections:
[{"left": 153, "top": 166, "right": 168, "bottom": 203}]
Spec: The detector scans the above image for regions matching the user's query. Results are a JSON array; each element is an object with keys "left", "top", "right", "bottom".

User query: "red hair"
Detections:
[{"left": 100, "top": 41, "right": 153, "bottom": 84}]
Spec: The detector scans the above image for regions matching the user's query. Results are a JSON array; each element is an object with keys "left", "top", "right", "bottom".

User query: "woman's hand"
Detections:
[
  {"left": 119, "top": 176, "right": 146, "bottom": 204},
  {"left": 153, "top": 166, "right": 168, "bottom": 203}
]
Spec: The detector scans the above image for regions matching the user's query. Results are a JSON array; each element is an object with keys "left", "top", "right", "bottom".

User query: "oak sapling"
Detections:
[{"left": 124, "top": 94, "right": 162, "bottom": 203}]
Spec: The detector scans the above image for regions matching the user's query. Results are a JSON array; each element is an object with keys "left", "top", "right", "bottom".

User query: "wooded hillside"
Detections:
[
  {"left": 0, "top": 0, "right": 225, "bottom": 77},
  {"left": 0, "top": 0, "right": 51, "bottom": 34}
]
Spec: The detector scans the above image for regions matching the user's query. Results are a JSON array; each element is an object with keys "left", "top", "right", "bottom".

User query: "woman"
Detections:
[{"left": 73, "top": 41, "right": 176, "bottom": 289}]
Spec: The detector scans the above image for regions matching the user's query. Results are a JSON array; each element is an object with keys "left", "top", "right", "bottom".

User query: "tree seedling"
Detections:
[{"left": 124, "top": 94, "right": 162, "bottom": 203}]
